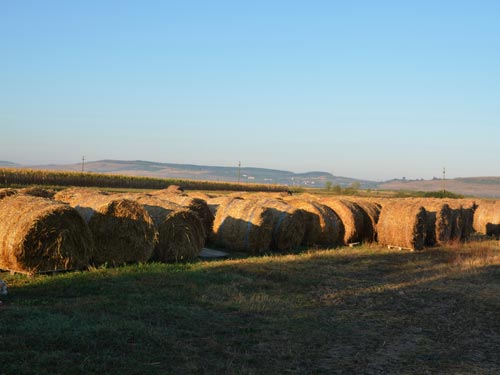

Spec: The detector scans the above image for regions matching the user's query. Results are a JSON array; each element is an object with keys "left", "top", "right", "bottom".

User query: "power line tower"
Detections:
[
  {"left": 237, "top": 161, "right": 241, "bottom": 183},
  {"left": 81, "top": 156, "right": 85, "bottom": 173}
]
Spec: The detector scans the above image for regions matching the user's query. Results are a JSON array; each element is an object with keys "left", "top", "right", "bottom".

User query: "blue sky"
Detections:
[{"left": 1, "top": 1, "right": 499, "bottom": 181}]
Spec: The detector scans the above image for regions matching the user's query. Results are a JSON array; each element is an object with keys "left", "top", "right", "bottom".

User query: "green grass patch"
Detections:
[{"left": 1, "top": 245, "right": 500, "bottom": 374}]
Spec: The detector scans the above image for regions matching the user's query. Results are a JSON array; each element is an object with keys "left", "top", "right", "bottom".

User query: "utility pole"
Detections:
[
  {"left": 81, "top": 156, "right": 85, "bottom": 173},
  {"left": 237, "top": 161, "right": 241, "bottom": 183},
  {"left": 442, "top": 167, "right": 446, "bottom": 193}
]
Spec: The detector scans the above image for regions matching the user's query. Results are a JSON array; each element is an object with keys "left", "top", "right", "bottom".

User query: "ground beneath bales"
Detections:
[{"left": 1, "top": 243, "right": 500, "bottom": 374}]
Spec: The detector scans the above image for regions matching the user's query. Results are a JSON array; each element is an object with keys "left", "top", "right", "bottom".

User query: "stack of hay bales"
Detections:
[
  {"left": 258, "top": 199, "right": 306, "bottom": 251},
  {"left": 0, "top": 195, "right": 94, "bottom": 274},
  {"left": 151, "top": 192, "right": 214, "bottom": 237},
  {"left": 117, "top": 193, "right": 206, "bottom": 262},
  {"left": 473, "top": 200, "right": 500, "bottom": 238},
  {"left": 54, "top": 189, "right": 156, "bottom": 266},
  {"left": 210, "top": 198, "right": 275, "bottom": 254},
  {"left": 319, "top": 198, "right": 368, "bottom": 245},
  {"left": 284, "top": 198, "right": 343, "bottom": 247},
  {"left": 377, "top": 201, "right": 427, "bottom": 250}
]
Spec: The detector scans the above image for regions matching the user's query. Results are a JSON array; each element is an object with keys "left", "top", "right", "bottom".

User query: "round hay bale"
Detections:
[
  {"left": 377, "top": 202, "right": 427, "bottom": 251},
  {"left": 149, "top": 193, "right": 214, "bottom": 236},
  {"left": 459, "top": 204, "right": 477, "bottom": 242},
  {"left": 19, "top": 187, "right": 56, "bottom": 199},
  {"left": 348, "top": 199, "right": 382, "bottom": 242},
  {"left": 319, "top": 198, "right": 367, "bottom": 244},
  {"left": 258, "top": 198, "right": 306, "bottom": 252},
  {"left": 129, "top": 195, "right": 205, "bottom": 262},
  {"left": 210, "top": 199, "right": 274, "bottom": 254},
  {"left": 166, "top": 185, "right": 184, "bottom": 194},
  {"left": 0, "top": 195, "right": 94, "bottom": 274},
  {"left": 0, "top": 188, "right": 18, "bottom": 200},
  {"left": 54, "top": 189, "right": 156, "bottom": 266},
  {"left": 410, "top": 200, "right": 453, "bottom": 246},
  {"left": 207, "top": 196, "right": 242, "bottom": 217},
  {"left": 285, "top": 199, "right": 343, "bottom": 247},
  {"left": 473, "top": 201, "right": 500, "bottom": 238},
  {"left": 187, "top": 191, "right": 214, "bottom": 201}
]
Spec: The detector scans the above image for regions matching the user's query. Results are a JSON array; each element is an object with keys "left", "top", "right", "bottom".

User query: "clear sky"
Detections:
[{"left": 1, "top": 1, "right": 499, "bottom": 181}]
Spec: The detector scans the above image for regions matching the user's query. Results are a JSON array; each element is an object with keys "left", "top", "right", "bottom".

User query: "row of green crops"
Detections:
[{"left": 0, "top": 168, "right": 289, "bottom": 192}]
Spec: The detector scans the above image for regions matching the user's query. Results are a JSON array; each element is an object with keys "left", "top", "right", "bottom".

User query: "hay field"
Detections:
[{"left": 1, "top": 243, "right": 499, "bottom": 374}]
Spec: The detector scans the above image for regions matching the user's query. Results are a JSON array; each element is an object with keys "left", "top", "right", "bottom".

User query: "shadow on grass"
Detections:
[{"left": 1, "top": 246, "right": 499, "bottom": 375}]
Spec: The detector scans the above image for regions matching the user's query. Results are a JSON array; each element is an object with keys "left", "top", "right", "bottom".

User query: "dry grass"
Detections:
[{"left": 1, "top": 242, "right": 499, "bottom": 374}]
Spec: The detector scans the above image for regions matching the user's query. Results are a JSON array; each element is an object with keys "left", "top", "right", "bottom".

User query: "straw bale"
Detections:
[
  {"left": 319, "top": 198, "right": 368, "bottom": 244},
  {"left": 285, "top": 199, "right": 343, "bottom": 247},
  {"left": 0, "top": 195, "right": 94, "bottom": 274},
  {"left": 377, "top": 202, "right": 427, "bottom": 251},
  {"left": 207, "top": 196, "right": 242, "bottom": 217},
  {"left": 54, "top": 188, "right": 156, "bottom": 266},
  {"left": 473, "top": 201, "right": 500, "bottom": 238},
  {"left": 348, "top": 199, "right": 382, "bottom": 242},
  {"left": 187, "top": 191, "right": 214, "bottom": 200},
  {"left": 258, "top": 199, "right": 306, "bottom": 251},
  {"left": 229, "top": 192, "right": 291, "bottom": 200},
  {"left": 19, "top": 187, "right": 56, "bottom": 199},
  {"left": 150, "top": 193, "right": 214, "bottom": 236},
  {"left": 126, "top": 195, "right": 205, "bottom": 262},
  {"left": 210, "top": 199, "right": 275, "bottom": 254},
  {"left": 0, "top": 188, "right": 18, "bottom": 200},
  {"left": 408, "top": 200, "right": 453, "bottom": 246}
]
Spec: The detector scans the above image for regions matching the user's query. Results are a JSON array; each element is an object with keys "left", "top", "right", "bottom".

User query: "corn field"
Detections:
[{"left": 0, "top": 168, "right": 288, "bottom": 192}]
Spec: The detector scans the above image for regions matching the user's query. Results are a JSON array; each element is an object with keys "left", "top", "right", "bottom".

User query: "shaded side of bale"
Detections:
[
  {"left": 473, "top": 201, "right": 500, "bottom": 238},
  {"left": 258, "top": 199, "right": 306, "bottom": 252},
  {"left": 54, "top": 189, "right": 156, "bottom": 266},
  {"left": 319, "top": 198, "right": 367, "bottom": 244},
  {"left": 210, "top": 199, "right": 274, "bottom": 254},
  {"left": 0, "top": 188, "right": 18, "bottom": 200},
  {"left": 377, "top": 202, "right": 427, "bottom": 251},
  {"left": 442, "top": 200, "right": 477, "bottom": 242},
  {"left": 460, "top": 205, "right": 476, "bottom": 242},
  {"left": 127, "top": 195, "right": 205, "bottom": 262},
  {"left": 423, "top": 203, "right": 452, "bottom": 246},
  {"left": 151, "top": 193, "right": 214, "bottom": 237},
  {"left": 349, "top": 200, "right": 382, "bottom": 242},
  {"left": 0, "top": 195, "right": 94, "bottom": 274},
  {"left": 285, "top": 199, "right": 343, "bottom": 247}
]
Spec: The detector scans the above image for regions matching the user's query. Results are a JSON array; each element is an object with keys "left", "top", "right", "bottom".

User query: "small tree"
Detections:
[
  {"left": 324, "top": 181, "right": 333, "bottom": 191},
  {"left": 332, "top": 184, "right": 342, "bottom": 195}
]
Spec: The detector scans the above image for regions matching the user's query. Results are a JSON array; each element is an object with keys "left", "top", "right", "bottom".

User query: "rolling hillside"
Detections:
[
  {"left": 379, "top": 177, "right": 500, "bottom": 198},
  {"left": 23, "top": 159, "right": 378, "bottom": 189}
]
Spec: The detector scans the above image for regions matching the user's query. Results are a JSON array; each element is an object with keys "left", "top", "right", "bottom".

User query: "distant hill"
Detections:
[
  {"left": 0, "top": 161, "right": 19, "bottom": 167},
  {"left": 379, "top": 177, "right": 500, "bottom": 198},
  {"left": 22, "top": 159, "right": 377, "bottom": 189},
  {"left": 7, "top": 159, "right": 500, "bottom": 197}
]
